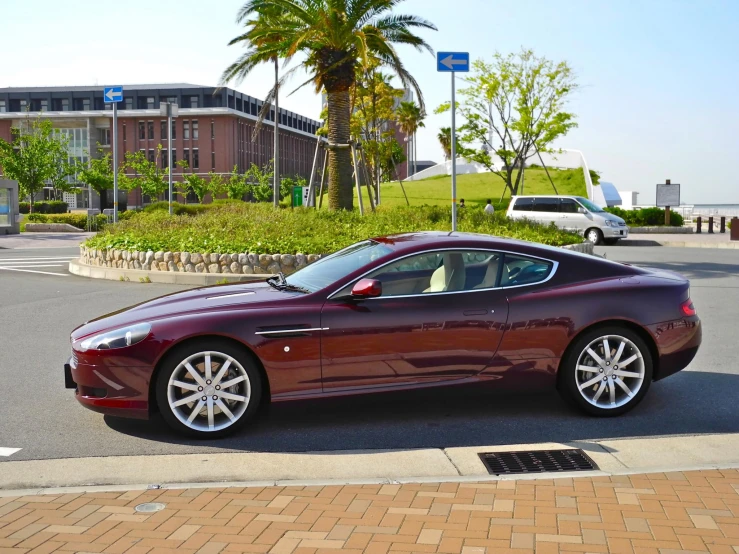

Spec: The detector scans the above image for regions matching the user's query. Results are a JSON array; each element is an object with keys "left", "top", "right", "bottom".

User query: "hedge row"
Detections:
[
  {"left": 26, "top": 213, "right": 107, "bottom": 229},
  {"left": 605, "top": 206, "right": 684, "bottom": 226},
  {"left": 85, "top": 203, "right": 583, "bottom": 255},
  {"left": 19, "top": 201, "right": 69, "bottom": 214}
]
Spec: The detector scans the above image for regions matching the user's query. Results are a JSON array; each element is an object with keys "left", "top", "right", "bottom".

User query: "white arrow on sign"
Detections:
[
  {"left": 105, "top": 89, "right": 117, "bottom": 102},
  {"left": 0, "top": 447, "right": 21, "bottom": 457},
  {"left": 440, "top": 55, "right": 468, "bottom": 70}
]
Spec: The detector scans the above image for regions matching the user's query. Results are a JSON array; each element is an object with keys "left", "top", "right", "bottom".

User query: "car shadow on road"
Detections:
[{"left": 104, "top": 370, "right": 739, "bottom": 452}]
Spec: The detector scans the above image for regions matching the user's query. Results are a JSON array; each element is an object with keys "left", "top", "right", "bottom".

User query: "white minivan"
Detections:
[{"left": 506, "top": 195, "right": 629, "bottom": 245}]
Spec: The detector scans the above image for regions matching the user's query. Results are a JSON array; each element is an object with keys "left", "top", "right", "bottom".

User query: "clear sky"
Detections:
[{"left": 2, "top": 0, "right": 737, "bottom": 203}]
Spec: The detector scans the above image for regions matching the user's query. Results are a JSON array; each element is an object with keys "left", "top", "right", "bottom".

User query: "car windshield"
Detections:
[
  {"left": 576, "top": 197, "right": 605, "bottom": 212},
  {"left": 284, "top": 240, "right": 394, "bottom": 293}
]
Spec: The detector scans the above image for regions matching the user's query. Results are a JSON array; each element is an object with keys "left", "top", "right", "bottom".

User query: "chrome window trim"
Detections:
[{"left": 326, "top": 247, "right": 559, "bottom": 300}]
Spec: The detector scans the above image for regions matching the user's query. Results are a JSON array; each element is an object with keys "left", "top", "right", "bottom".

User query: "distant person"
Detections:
[
  {"left": 459, "top": 199, "right": 466, "bottom": 209},
  {"left": 484, "top": 199, "right": 495, "bottom": 215}
]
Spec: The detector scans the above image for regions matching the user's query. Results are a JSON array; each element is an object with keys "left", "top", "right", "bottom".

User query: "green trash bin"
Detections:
[{"left": 292, "top": 186, "right": 303, "bottom": 207}]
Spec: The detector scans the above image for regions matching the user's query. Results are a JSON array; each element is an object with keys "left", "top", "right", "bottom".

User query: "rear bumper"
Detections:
[
  {"left": 649, "top": 317, "right": 702, "bottom": 381},
  {"left": 66, "top": 354, "right": 151, "bottom": 420}
]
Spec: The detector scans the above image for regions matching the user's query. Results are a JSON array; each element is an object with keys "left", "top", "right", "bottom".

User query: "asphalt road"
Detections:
[{"left": 1, "top": 245, "right": 737, "bottom": 462}]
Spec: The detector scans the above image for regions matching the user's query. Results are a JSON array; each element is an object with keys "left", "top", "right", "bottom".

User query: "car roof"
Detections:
[{"left": 511, "top": 195, "right": 583, "bottom": 199}]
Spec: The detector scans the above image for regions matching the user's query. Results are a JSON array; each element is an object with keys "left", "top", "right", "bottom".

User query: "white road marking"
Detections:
[
  {"left": 0, "top": 266, "right": 68, "bottom": 276},
  {"left": 0, "top": 263, "right": 66, "bottom": 267},
  {"left": 0, "top": 256, "right": 77, "bottom": 261},
  {"left": 0, "top": 447, "right": 21, "bottom": 457}
]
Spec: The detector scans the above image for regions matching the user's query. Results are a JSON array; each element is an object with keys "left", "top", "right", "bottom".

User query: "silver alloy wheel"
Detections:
[
  {"left": 167, "top": 350, "right": 251, "bottom": 432},
  {"left": 574, "top": 334, "right": 645, "bottom": 409},
  {"left": 586, "top": 228, "right": 601, "bottom": 244}
]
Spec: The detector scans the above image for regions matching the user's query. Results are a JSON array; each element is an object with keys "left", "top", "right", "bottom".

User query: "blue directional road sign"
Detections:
[
  {"left": 437, "top": 52, "right": 469, "bottom": 72},
  {"left": 103, "top": 86, "right": 123, "bottom": 103}
]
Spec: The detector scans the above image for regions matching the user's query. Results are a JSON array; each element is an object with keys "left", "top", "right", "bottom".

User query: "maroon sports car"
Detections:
[{"left": 65, "top": 232, "right": 701, "bottom": 437}]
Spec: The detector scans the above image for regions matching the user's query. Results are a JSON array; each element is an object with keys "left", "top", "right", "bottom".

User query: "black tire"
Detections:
[
  {"left": 558, "top": 325, "right": 653, "bottom": 417},
  {"left": 585, "top": 228, "right": 603, "bottom": 245},
  {"left": 604, "top": 238, "right": 620, "bottom": 245},
  {"left": 156, "top": 340, "right": 263, "bottom": 438}
]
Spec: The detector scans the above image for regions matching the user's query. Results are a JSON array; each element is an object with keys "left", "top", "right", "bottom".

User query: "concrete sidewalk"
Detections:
[
  {"left": 0, "top": 469, "right": 737, "bottom": 554},
  {"left": 0, "top": 232, "right": 93, "bottom": 250},
  {"left": 623, "top": 232, "right": 737, "bottom": 249}
]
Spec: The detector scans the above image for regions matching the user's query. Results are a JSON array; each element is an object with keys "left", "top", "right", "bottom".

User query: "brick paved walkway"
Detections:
[{"left": 1, "top": 469, "right": 738, "bottom": 554}]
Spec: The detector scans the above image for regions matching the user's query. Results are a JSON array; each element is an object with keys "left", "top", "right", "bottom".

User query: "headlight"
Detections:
[
  {"left": 604, "top": 220, "right": 616, "bottom": 227},
  {"left": 79, "top": 323, "right": 151, "bottom": 352}
]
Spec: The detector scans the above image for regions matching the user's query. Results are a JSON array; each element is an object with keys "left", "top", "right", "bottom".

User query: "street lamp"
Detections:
[{"left": 160, "top": 102, "right": 179, "bottom": 215}]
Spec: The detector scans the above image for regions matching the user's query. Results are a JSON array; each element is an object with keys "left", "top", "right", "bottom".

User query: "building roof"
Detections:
[{"left": 0, "top": 83, "right": 209, "bottom": 93}]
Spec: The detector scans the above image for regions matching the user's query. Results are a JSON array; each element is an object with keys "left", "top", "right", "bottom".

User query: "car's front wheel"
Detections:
[
  {"left": 585, "top": 228, "right": 603, "bottom": 245},
  {"left": 156, "top": 340, "right": 262, "bottom": 437},
  {"left": 558, "top": 326, "right": 653, "bottom": 416}
]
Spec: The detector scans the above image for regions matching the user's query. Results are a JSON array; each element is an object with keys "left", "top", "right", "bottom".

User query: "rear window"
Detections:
[
  {"left": 532, "top": 198, "right": 559, "bottom": 212},
  {"left": 500, "top": 254, "right": 554, "bottom": 287},
  {"left": 512, "top": 197, "right": 534, "bottom": 211}
]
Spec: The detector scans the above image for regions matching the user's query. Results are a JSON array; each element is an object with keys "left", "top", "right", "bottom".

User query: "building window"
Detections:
[
  {"left": 211, "top": 151, "right": 215, "bottom": 170},
  {"left": 192, "top": 120, "right": 198, "bottom": 140},
  {"left": 124, "top": 97, "right": 133, "bottom": 110},
  {"left": 123, "top": 124, "right": 126, "bottom": 142},
  {"left": 138, "top": 122, "right": 146, "bottom": 140},
  {"left": 0, "top": 100, "right": 5, "bottom": 112},
  {"left": 192, "top": 148, "right": 199, "bottom": 169},
  {"left": 146, "top": 97, "right": 155, "bottom": 109},
  {"left": 172, "top": 150, "right": 177, "bottom": 166},
  {"left": 183, "top": 148, "right": 190, "bottom": 166},
  {"left": 19, "top": 99, "right": 28, "bottom": 111},
  {"left": 164, "top": 96, "right": 177, "bottom": 105},
  {"left": 183, "top": 120, "right": 190, "bottom": 140},
  {"left": 160, "top": 120, "right": 168, "bottom": 140},
  {"left": 100, "top": 128, "right": 110, "bottom": 146},
  {"left": 148, "top": 149, "right": 155, "bottom": 163},
  {"left": 162, "top": 150, "right": 168, "bottom": 169},
  {"left": 147, "top": 121, "right": 154, "bottom": 140},
  {"left": 171, "top": 120, "right": 177, "bottom": 140},
  {"left": 73, "top": 98, "right": 91, "bottom": 111},
  {"left": 211, "top": 121, "right": 215, "bottom": 139},
  {"left": 188, "top": 96, "right": 199, "bottom": 108}
]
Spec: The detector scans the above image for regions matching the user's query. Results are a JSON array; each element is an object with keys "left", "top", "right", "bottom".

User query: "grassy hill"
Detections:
[{"left": 324, "top": 166, "right": 589, "bottom": 210}]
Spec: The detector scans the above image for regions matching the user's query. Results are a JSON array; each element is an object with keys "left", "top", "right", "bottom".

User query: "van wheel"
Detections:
[{"left": 585, "top": 228, "right": 603, "bottom": 245}]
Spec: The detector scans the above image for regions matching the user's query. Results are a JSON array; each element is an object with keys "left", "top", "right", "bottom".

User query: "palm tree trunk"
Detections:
[{"left": 326, "top": 90, "right": 353, "bottom": 210}]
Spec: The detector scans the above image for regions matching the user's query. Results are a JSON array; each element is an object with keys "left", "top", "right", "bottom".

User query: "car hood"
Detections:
[
  {"left": 599, "top": 211, "right": 626, "bottom": 224},
  {"left": 71, "top": 281, "right": 302, "bottom": 340}
]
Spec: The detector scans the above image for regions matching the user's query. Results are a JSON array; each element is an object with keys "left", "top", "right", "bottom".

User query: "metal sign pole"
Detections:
[
  {"left": 451, "top": 72, "right": 457, "bottom": 232},
  {"left": 168, "top": 108, "right": 173, "bottom": 215},
  {"left": 112, "top": 102, "right": 118, "bottom": 223}
]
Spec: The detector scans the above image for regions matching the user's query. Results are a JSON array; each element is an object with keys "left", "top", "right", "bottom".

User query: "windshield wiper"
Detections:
[{"left": 267, "top": 272, "right": 310, "bottom": 294}]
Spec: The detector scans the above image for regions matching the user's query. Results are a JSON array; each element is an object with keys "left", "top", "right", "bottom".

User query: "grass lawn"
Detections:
[{"left": 322, "top": 167, "right": 589, "bottom": 210}]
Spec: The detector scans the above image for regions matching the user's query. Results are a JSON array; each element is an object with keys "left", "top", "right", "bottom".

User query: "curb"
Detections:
[
  {"left": 620, "top": 239, "right": 739, "bottom": 249},
  {"left": 69, "top": 258, "right": 272, "bottom": 285}
]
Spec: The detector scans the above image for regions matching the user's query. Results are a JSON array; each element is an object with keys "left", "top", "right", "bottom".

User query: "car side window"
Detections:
[
  {"left": 500, "top": 254, "right": 554, "bottom": 287},
  {"left": 532, "top": 197, "right": 559, "bottom": 212},
  {"left": 512, "top": 197, "right": 534, "bottom": 211},
  {"left": 560, "top": 198, "right": 580, "bottom": 213},
  {"left": 357, "top": 250, "right": 503, "bottom": 297}
]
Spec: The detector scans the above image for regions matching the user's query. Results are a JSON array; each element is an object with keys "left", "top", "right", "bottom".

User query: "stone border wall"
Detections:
[
  {"left": 79, "top": 245, "right": 321, "bottom": 275},
  {"left": 79, "top": 242, "right": 592, "bottom": 276}
]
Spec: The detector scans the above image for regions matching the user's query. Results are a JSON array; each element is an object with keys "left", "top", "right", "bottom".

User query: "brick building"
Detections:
[{"left": 0, "top": 84, "right": 321, "bottom": 209}]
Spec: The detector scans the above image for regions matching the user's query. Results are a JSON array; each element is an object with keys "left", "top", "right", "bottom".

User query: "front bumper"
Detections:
[
  {"left": 604, "top": 225, "right": 629, "bottom": 238},
  {"left": 65, "top": 352, "right": 151, "bottom": 420}
]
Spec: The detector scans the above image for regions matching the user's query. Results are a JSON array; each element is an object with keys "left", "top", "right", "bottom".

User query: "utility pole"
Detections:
[
  {"left": 160, "top": 102, "right": 178, "bottom": 215},
  {"left": 273, "top": 58, "right": 280, "bottom": 208}
]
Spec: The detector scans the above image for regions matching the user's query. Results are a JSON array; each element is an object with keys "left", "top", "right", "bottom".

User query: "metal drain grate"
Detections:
[{"left": 478, "top": 449, "right": 598, "bottom": 475}]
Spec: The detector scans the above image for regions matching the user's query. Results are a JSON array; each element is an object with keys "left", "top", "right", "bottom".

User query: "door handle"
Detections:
[{"left": 463, "top": 309, "right": 488, "bottom": 316}]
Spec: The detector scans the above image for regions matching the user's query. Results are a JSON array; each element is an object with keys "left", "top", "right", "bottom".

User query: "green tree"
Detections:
[
  {"left": 76, "top": 150, "right": 116, "bottom": 209},
  {"left": 395, "top": 101, "right": 425, "bottom": 176},
  {"left": 437, "top": 49, "right": 578, "bottom": 197},
  {"left": 176, "top": 160, "right": 213, "bottom": 203},
  {"left": 245, "top": 162, "right": 273, "bottom": 202},
  {"left": 0, "top": 116, "right": 71, "bottom": 211},
  {"left": 48, "top": 148, "right": 78, "bottom": 202},
  {"left": 221, "top": 0, "right": 436, "bottom": 211},
  {"left": 120, "top": 145, "right": 170, "bottom": 199}
]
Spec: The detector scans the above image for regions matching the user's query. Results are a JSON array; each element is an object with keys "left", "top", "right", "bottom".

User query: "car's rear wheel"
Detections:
[
  {"left": 559, "top": 326, "right": 652, "bottom": 416},
  {"left": 156, "top": 341, "right": 262, "bottom": 438},
  {"left": 585, "top": 228, "right": 603, "bottom": 245}
]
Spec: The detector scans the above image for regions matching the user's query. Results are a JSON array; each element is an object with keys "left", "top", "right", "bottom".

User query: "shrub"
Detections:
[
  {"left": 19, "top": 201, "right": 68, "bottom": 214},
  {"left": 605, "top": 206, "right": 684, "bottom": 226},
  {"left": 25, "top": 213, "right": 107, "bottom": 229},
  {"left": 85, "top": 203, "right": 582, "bottom": 255},
  {"left": 144, "top": 201, "right": 209, "bottom": 216},
  {"left": 26, "top": 213, "right": 47, "bottom": 222}
]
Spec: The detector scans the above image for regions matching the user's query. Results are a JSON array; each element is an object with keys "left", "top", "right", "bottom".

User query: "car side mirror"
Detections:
[
  {"left": 578, "top": 207, "right": 587, "bottom": 214},
  {"left": 351, "top": 278, "right": 382, "bottom": 298}
]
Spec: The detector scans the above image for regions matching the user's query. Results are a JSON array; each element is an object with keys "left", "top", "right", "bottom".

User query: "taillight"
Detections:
[{"left": 681, "top": 299, "right": 696, "bottom": 317}]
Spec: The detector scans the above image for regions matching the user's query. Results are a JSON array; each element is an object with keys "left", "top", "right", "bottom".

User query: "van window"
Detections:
[
  {"left": 560, "top": 198, "right": 580, "bottom": 213},
  {"left": 532, "top": 197, "right": 559, "bottom": 212},
  {"left": 512, "top": 197, "right": 534, "bottom": 211}
]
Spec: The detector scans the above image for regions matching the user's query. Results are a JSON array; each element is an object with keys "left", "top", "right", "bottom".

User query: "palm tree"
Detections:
[
  {"left": 396, "top": 100, "right": 424, "bottom": 177},
  {"left": 221, "top": 0, "right": 436, "bottom": 210},
  {"left": 437, "top": 127, "right": 452, "bottom": 161}
]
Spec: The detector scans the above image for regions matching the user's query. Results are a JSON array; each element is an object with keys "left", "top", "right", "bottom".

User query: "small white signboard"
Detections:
[{"left": 656, "top": 183, "right": 680, "bottom": 207}]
